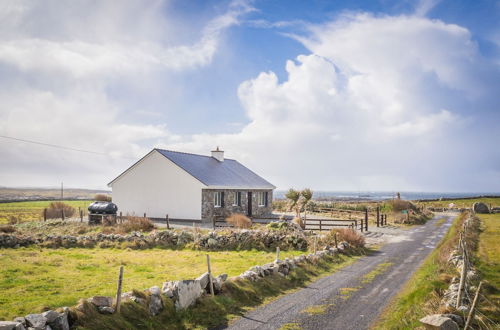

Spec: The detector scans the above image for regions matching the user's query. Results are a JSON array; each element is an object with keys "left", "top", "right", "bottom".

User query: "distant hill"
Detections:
[{"left": 0, "top": 187, "right": 111, "bottom": 201}]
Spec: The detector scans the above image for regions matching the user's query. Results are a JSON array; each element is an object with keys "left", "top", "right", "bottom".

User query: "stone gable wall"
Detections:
[{"left": 201, "top": 189, "right": 273, "bottom": 222}]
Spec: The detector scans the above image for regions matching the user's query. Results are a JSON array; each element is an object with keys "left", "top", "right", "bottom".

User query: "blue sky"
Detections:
[{"left": 0, "top": 0, "right": 499, "bottom": 192}]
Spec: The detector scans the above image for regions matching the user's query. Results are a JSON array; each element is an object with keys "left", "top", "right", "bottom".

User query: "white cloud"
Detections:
[
  {"left": 169, "top": 13, "right": 499, "bottom": 192},
  {"left": 0, "top": 0, "right": 251, "bottom": 188}
]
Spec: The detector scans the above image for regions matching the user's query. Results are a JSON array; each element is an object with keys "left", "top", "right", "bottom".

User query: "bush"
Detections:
[
  {"left": 44, "top": 202, "right": 75, "bottom": 219},
  {"left": 389, "top": 199, "right": 417, "bottom": 213},
  {"left": 95, "top": 194, "right": 112, "bottom": 202},
  {"left": 226, "top": 213, "right": 252, "bottom": 229},
  {"left": 326, "top": 228, "right": 365, "bottom": 248},
  {"left": 118, "top": 216, "right": 155, "bottom": 233},
  {"left": 0, "top": 225, "right": 16, "bottom": 233},
  {"left": 292, "top": 217, "right": 305, "bottom": 229}
]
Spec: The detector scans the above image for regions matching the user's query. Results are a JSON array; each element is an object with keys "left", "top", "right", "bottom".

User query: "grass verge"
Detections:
[
  {"left": 373, "top": 212, "right": 465, "bottom": 329},
  {"left": 476, "top": 213, "right": 500, "bottom": 326}
]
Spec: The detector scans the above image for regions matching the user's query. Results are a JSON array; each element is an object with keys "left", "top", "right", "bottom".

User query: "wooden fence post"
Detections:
[
  {"left": 276, "top": 246, "right": 280, "bottom": 261},
  {"left": 376, "top": 206, "right": 380, "bottom": 227},
  {"left": 43, "top": 208, "right": 47, "bottom": 221},
  {"left": 144, "top": 212, "right": 146, "bottom": 218},
  {"left": 360, "top": 217, "right": 364, "bottom": 232},
  {"left": 80, "top": 209, "right": 83, "bottom": 222},
  {"left": 61, "top": 209, "right": 65, "bottom": 221},
  {"left": 212, "top": 216, "right": 216, "bottom": 229},
  {"left": 464, "top": 281, "right": 483, "bottom": 330},
  {"left": 319, "top": 219, "right": 322, "bottom": 231},
  {"left": 364, "top": 209, "right": 368, "bottom": 231},
  {"left": 166, "top": 214, "right": 170, "bottom": 229},
  {"left": 334, "top": 232, "right": 338, "bottom": 249},
  {"left": 206, "top": 255, "right": 215, "bottom": 296},
  {"left": 115, "top": 265, "right": 124, "bottom": 313},
  {"left": 456, "top": 240, "right": 467, "bottom": 308},
  {"left": 119, "top": 211, "right": 122, "bottom": 224}
]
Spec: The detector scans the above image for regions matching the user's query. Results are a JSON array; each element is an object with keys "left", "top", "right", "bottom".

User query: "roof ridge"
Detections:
[{"left": 154, "top": 148, "right": 236, "bottom": 161}]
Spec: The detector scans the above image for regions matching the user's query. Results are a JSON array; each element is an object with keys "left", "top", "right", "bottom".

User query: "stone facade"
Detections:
[{"left": 201, "top": 189, "right": 273, "bottom": 222}]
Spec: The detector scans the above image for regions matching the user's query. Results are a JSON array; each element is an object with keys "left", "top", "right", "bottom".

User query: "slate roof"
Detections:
[{"left": 155, "top": 149, "right": 275, "bottom": 189}]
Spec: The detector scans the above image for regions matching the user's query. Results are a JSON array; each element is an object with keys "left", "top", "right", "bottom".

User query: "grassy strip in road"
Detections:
[{"left": 373, "top": 213, "right": 464, "bottom": 329}]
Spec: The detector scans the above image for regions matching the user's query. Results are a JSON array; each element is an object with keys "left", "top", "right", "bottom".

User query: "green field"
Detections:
[
  {"left": 418, "top": 197, "right": 500, "bottom": 209},
  {"left": 0, "top": 248, "right": 304, "bottom": 319},
  {"left": 477, "top": 213, "right": 500, "bottom": 325},
  {"left": 0, "top": 200, "right": 92, "bottom": 224}
]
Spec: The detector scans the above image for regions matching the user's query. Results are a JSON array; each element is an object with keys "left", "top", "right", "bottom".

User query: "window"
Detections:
[
  {"left": 258, "top": 191, "right": 268, "bottom": 207},
  {"left": 233, "top": 191, "right": 242, "bottom": 206},
  {"left": 214, "top": 192, "right": 224, "bottom": 207}
]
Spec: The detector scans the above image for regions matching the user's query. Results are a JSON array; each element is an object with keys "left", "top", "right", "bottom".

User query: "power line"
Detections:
[{"left": 0, "top": 134, "right": 108, "bottom": 156}]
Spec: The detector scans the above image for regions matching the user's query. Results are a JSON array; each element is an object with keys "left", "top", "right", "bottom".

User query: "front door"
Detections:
[{"left": 247, "top": 192, "right": 252, "bottom": 217}]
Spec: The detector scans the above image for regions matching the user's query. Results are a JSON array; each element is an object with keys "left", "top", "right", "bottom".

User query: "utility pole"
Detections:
[{"left": 61, "top": 182, "right": 63, "bottom": 200}]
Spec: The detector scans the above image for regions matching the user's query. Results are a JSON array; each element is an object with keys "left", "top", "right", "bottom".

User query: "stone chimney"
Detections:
[{"left": 211, "top": 146, "right": 224, "bottom": 162}]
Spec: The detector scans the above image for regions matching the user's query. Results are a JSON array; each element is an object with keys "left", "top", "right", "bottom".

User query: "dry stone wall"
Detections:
[
  {"left": 0, "top": 224, "right": 306, "bottom": 251},
  {"left": 0, "top": 238, "right": 352, "bottom": 330}
]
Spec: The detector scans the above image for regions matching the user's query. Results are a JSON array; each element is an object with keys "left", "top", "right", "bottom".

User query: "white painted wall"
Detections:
[{"left": 110, "top": 150, "right": 205, "bottom": 220}]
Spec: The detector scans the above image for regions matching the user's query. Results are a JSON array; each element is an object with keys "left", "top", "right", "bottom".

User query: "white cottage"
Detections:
[{"left": 108, "top": 148, "right": 275, "bottom": 222}]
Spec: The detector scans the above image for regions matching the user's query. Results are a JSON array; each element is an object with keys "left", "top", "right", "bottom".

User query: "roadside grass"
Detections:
[
  {"left": 476, "top": 213, "right": 500, "bottom": 325},
  {"left": 0, "top": 247, "right": 305, "bottom": 319},
  {"left": 0, "top": 200, "right": 92, "bottom": 224},
  {"left": 373, "top": 212, "right": 464, "bottom": 329},
  {"left": 73, "top": 253, "right": 363, "bottom": 329}
]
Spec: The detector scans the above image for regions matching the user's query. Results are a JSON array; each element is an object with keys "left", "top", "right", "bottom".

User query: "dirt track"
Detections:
[{"left": 224, "top": 213, "right": 457, "bottom": 330}]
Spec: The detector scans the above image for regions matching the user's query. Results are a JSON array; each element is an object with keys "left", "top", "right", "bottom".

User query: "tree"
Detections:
[
  {"left": 300, "top": 188, "right": 313, "bottom": 220},
  {"left": 285, "top": 188, "right": 301, "bottom": 218}
]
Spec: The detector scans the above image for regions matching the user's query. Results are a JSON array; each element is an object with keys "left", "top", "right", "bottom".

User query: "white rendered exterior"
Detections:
[{"left": 109, "top": 150, "right": 204, "bottom": 220}]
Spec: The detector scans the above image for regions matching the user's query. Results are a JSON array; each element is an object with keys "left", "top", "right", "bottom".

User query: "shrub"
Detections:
[
  {"left": 292, "top": 217, "right": 305, "bottom": 229},
  {"left": 44, "top": 202, "right": 75, "bottom": 219},
  {"left": 389, "top": 199, "right": 417, "bottom": 213},
  {"left": 95, "top": 194, "right": 112, "bottom": 202},
  {"left": 7, "top": 215, "right": 19, "bottom": 224},
  {"left": 326, "top": 228, "right": 365, "bottom": 248},
  {"left": 0, "top": 225, "right": 16, "bottom": 233},
  {"left": 226, "top": 213, "right": 252, "bottom": 229},
  {"left": 118, "top": 216, "right": 155, "bottom": 233}
]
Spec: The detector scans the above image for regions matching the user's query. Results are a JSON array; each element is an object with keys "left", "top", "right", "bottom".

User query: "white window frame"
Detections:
[
  {"left": 214, "top": 192, "right": 222, "bottom": 207},
  {"left": 233, "top": 191, "right": 241, "bottom": 206},
  {"left": 258, "top": 192, "right": 266, "bottom": 207}
]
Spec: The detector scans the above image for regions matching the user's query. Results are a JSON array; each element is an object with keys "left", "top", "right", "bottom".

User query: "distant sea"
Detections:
[{"left": 273, "top": 191, "right": 500, "bottom": 201}]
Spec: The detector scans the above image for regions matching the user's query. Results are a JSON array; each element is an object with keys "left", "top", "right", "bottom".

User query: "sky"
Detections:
[{"left": 0, "top": 0, "right": 499, "bottom": 192}]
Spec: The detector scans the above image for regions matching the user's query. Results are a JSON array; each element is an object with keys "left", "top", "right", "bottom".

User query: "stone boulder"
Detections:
[
  {"left": 89, "top": 296, "right": 113, "bottom": 308},
  {"left": 213, "top": 274, "right": 227, "bottom": 293},
  {"left": 420, "top": 314, "right": 459, "bottom": 330},
  {"left": 24, "top": 314, "right": 46, "bottom": 329},
  {"left": 473, "top": 202, "right": 489, "bottom": 214},
  {"left": 165, "top": 280, "right": 203, "bottom": 310},
  {"left": 0, "top": 321, "right": 25, "bottom": 330},
  {"left": 196, "top": 272, "right": 211, "bottom": 292},
  {"left": 98, "top": 307, "right": 114, "bottom": 314},
  {"left": 148, "top": 286, "right": 164, "bottom": 316}
]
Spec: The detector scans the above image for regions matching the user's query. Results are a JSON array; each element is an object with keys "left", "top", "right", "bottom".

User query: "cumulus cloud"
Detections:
[{"left": 170, "top": 13, "right": 499, "bottom": 192}]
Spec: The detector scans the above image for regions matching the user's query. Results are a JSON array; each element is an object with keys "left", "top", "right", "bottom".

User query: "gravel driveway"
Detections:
[{"left": 224, "top": 213, "right": 457, "bottom": 330}]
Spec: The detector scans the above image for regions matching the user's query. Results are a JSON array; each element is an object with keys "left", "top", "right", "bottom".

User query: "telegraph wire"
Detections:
[{"left": 0, "top": 134, "right": 110, "bottom": 156}]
